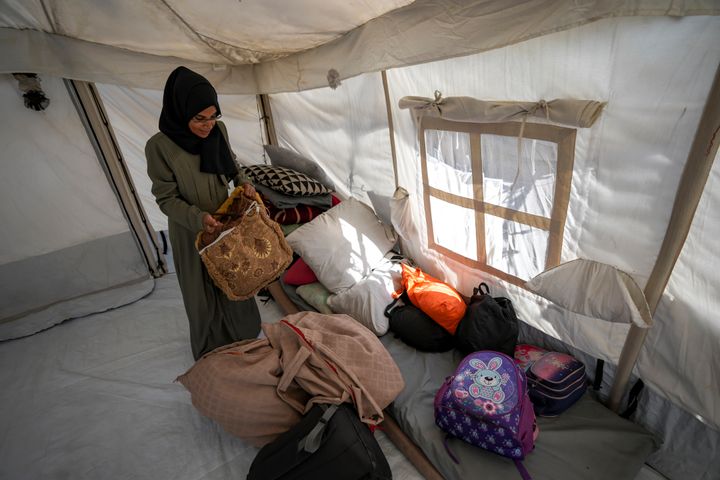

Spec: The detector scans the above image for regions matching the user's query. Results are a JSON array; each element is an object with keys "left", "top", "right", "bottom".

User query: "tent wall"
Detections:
[
  {"left": 385, "top": 15, "right": 720, "bottom": 429},
  {"left": 269, "top": 73, "right": 396, "bottom": 222},
  {"left": 644, "top": 146, "right": 720, "bottom": 428},
  {"left": 0, "top": 75, "right": 152, "bottom": 340}
]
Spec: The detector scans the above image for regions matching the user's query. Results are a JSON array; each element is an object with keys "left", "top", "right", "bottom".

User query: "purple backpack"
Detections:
[{"left": 434, "top": 351, "right": 537, "bottom": 479}]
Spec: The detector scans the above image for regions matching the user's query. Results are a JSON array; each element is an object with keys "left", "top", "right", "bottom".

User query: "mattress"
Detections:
[{"left": 381, "top": 334, "right": 660, "bottom": 480}]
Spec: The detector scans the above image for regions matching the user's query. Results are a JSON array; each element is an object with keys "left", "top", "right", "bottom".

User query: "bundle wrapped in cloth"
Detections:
[
  {"left": 177, "top": 311, "right": 406, "bottom": 446},
  {"left": 196, "top": 186, "right": 293, "bottom": 300}
]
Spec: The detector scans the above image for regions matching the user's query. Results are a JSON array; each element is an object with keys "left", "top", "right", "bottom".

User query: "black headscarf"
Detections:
[{"left": 159, "top": 66, "right": 238, "bottom": 176}]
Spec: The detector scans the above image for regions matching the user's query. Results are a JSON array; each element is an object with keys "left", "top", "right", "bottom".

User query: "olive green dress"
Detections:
[{"left": 145, "top": 122, "right": 260, "bottom": 359}]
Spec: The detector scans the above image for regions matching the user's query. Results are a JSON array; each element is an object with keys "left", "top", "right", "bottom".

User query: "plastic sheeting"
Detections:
[
  {"left": 0, "top": 275, "right": 422, "bottom": 480},
  {"left": 96, "top": 84, "right": 266, "bottom": 232},
  {"left": 386, "top": 16, "right": 720, "bottom": 430}
]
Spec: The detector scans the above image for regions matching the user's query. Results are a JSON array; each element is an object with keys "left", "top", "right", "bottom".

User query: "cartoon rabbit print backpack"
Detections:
[{"left": 434, "top": 351, "right": 538, "bottom": 479}]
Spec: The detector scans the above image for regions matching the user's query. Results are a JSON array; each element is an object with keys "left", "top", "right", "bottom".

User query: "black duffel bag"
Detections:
[
  {"left": 247, "top": 403, "right": 392, "bottom": 480},
  {"left": 455, "top": 282, "right": 519, "bottom": 357},
  {"left": 385, "top": 294, "right": 455, "bottom": 353}
]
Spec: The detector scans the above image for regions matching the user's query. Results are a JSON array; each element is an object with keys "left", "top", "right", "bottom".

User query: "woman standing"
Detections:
[{"left": 146, "top": 66, "right": 261, "bottom": 360}]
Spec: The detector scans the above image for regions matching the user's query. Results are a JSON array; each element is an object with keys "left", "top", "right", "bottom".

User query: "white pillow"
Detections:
[
  {"left": 327, "top": 255, "right": 403, "bottom": 335},
  {"left": 285, "top": 198, "right": 397, "bottom": 294}
]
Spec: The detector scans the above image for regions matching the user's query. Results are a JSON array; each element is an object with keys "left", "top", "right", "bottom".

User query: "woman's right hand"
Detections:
[{"left": 202, "top": 213, "right": 223, "bottom": 234}]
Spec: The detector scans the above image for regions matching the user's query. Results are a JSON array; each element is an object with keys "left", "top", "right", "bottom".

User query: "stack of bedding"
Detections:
[
  {"left": 242, "top": 146, "right": 341, "bottom": 309},
  {"left": 248, "top": 147, "right": 404, "bottom": 334},
  {"left": 283, "top": 194, "right": 405, "bottom": 336}
]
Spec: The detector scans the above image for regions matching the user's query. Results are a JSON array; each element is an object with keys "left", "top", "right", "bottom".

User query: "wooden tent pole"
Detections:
[{"left": 608, "top": 62, "right": 720, "bottom": 411}]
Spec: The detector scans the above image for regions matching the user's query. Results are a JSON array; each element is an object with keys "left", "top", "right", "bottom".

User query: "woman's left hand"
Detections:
[{"left": 243, "top": 183, "right": 256, "bottom": 199}]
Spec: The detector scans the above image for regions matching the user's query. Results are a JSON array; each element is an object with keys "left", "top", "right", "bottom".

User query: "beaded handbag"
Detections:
[{"left": 196, "top": 188, "right": 293, "bottom": 300}]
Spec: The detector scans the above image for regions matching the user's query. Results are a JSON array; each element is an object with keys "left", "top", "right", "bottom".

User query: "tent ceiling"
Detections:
[
  {"left": 0, "top": 1, "right": 718, "bottom": 93},
  {"left": 0, "top": 0, "right": 414, "bottom": 64}
]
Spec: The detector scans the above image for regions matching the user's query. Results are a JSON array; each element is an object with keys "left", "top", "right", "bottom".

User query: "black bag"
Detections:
[
  {"left": 385, "top": 295, "right": 455, "bottom": 352},
  {"left": 455, "top": 283, "right": 519, "bottom": 357},
  {"left": 247, "top": 403, "right": 392, "bottom": 480}
]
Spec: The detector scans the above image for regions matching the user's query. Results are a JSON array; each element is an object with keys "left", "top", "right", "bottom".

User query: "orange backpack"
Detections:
[{"left": 399, "top": 264, "right": 467, "bottom": 334}]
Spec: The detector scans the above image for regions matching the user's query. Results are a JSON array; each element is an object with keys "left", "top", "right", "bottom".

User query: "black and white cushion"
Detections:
[{"left": 243, "top": 164, "right": 332, "bottom": 196}]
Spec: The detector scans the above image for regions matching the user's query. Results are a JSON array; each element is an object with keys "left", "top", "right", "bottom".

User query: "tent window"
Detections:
[{"left": 420, "top": 116, "right": 576, "bottom": 287}]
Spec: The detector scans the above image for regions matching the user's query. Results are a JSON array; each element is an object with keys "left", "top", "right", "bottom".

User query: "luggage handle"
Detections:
[
  {"left": 297, "top": 404, "right": 340, "bottom": 454},
  {"left": 473, "top": 282, "right": 490, "bottom": 296}
]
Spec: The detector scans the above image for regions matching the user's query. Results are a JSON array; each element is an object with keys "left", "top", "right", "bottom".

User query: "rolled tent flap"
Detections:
[
  {"left": 525, "top": 258, "right": 652, "bottom": 329},
  {"left": 398, "top": 94, "right": 605, "bottom": 128}
]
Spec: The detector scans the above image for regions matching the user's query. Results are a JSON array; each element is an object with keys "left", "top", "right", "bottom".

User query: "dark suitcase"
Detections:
[{"left": 247, "top": 403, "right": 392, "bottom": 480}]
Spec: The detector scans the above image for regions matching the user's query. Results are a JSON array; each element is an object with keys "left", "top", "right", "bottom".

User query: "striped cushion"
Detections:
[{"left": 266, "top": 204, "right": 325, "bottom": 225}]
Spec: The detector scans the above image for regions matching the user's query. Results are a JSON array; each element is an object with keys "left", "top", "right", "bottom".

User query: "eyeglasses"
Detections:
[{"left": 191, "top": 113, "right": 222, "bottom": 125}]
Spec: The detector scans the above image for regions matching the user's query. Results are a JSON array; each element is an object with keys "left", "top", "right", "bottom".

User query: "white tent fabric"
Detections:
[
  {"left": 1, "top": 3, "right": 720, "bottom": 480},
  {"left": 0, "top": 75, "right": 152, "bottom": 340},
  {"left": 525, "top": 259, "right": 652, "bottom": 329},
  {"left": 270, "top": 73, "right": 396, "bottom": 222},
  {"left": 384, "top": 15, "right": 720, "bottom": 429},
  {"left": 1, "top": 1, "right": 718, "bottom": 93},
  {"left": 642, "top": 147, "right": 720, "bottom": 429}
]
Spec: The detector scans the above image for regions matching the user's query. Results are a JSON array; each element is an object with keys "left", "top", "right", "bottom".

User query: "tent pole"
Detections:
[
  {"left": 608, "top": 61, "right": 720, "bottom": 412},
  {"left": 257, "top": 93, "right": 278, "bottom": 147},
  {"left": 65, "top": 80, "right": 167, "bottom": 278},
  {"left": 381, "top": 70, "right": 399, "bottom": 190},
  {"left": 644, "top": 61, "right": 720, "bottom": 312}
]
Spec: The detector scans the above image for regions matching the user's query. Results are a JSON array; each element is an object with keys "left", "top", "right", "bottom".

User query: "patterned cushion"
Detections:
[
  {"left": 266, "top": 203, "right": 325, "bottom": 225},
  {"left": 243, "top": 164, "right": 332, "bottom": 196}
]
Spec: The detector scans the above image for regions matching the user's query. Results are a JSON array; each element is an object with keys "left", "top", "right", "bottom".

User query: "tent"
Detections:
[{"left": 1, "top": 1, "right": 719, "bottom": 479}]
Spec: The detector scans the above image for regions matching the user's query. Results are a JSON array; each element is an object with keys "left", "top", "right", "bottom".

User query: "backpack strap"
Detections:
[
  {"left": 442, "top": 434, "right": 461, "bottom": 464},
  {"left": 514, "top": 459, "right": 533, "bottom": 480}
]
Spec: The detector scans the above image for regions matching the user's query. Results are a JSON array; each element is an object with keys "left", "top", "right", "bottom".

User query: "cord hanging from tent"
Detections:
[
  {"left": 508, "top": 99, "right": 552, "bottom": 194},
  {"left": 12, "top": 73, "right": 50, "bottom": 111}
]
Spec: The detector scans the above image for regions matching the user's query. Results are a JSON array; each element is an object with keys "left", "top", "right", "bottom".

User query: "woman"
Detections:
[{"left": 146, "top": 66, "right": 261, "bottom": 360}]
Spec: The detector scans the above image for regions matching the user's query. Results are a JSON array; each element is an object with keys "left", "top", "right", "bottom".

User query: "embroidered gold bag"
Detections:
[{"left": 196, "top": 188, "right": 293, "bottom": 300}]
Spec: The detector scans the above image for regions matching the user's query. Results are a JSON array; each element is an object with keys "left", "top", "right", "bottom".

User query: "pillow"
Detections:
[
  {"left": 296, "top": 282, "right": 334, "bottom": 314},
  {"left": 264, "top": 145, "right": 336, "bottom": 191},
  {"left": 285, "top": 198, "right": 398, "bottom": 294},
  {"left": 284, "top": 258, "right": 318, "bottom": 286},
  {"left": 266, "top": 203, "right": 325, "bottom": 225},
  {"left": 280, "top": 223, "right": 302, "bottom": 237},
  {"left": 256, "top": 184, "right": 333, "bottom": 209},
  {"left": 279, "top": 271, "right": 317, "bottom": 312},
  {"left": 243, "top": 164, "right": 331, "bottom": 196},
  {"left": 326, "top": 254, "right": 404, "bottom": 336}
]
